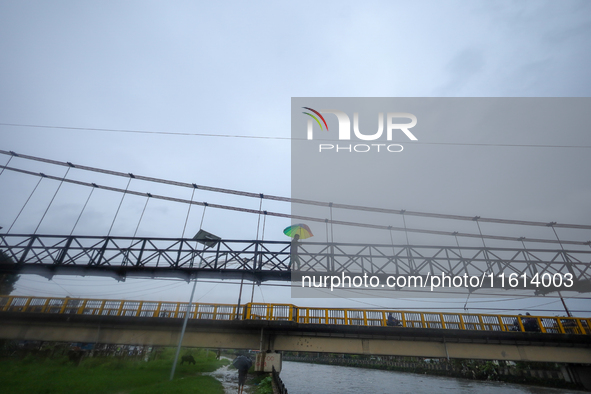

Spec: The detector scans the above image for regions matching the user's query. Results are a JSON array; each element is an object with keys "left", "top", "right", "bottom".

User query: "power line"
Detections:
[
  {"left": 2, "top": 122, "right": 591, "bottom": 149},
  {"left": 0, "top": 123, "right": 293, "bottom": 140}
]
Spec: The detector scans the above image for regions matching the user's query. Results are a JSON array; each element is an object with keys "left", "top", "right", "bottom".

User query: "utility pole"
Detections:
[{"left": 170, "top": 277, "right": 198, "bottom": 381}]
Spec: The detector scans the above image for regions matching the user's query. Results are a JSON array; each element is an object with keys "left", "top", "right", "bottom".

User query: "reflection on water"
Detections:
[{"left": 280, "top": 361, "right": 582, "bottom": 394}]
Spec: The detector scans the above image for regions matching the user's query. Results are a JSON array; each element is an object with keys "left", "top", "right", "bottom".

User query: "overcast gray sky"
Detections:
[{"left": 1, "top": 1, "right": 590, "bottom": 316}]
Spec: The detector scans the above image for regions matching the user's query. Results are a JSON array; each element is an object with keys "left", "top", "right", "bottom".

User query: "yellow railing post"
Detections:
[
  {"left": 192, "top": 302, "right": 199, "bottom": 319},
  {"left": 439, "top": 313, "right": 446, "bottom": 329},
  {"left": 497, "top": 316, "right": 505, "bottom": 331},
  {"left": 537, "top": 317, "right": 546, "bottom": 333},
  {"left": 77, "top": 300, "right": 88, "bottom": 315},
  {"left": 576, "top": 318, "right": 586, "bottom": 334},
  {"left": 154, "top": 302, "right": 162, "bottom": 318},
  {"left": 97, "top": 300, "right": 106, "bottom": 316},
  {"left": 477, "top": 315, "right": 485, "bottom": 330},
  {"left": 555, "top": 318, "right": 566, "bottom": 334},
  {"left": 136, "top": 301, "right": 143, "bottom": 317},
  {"left": 116, "top": 301, "right": 125, "bottom": 316},
  {"left": 3, "top": 296, "right": 14, "bottom": 312},
  {"left": 41, "top": 298, "right": 51, "bottom": 313},
  {"left": 22, "top": 297, "right": 33, "bottom": 312},
  {"left": 59, "top": 298, "right": 69, "bottom": 314},
  {"left": 458, "top": 315, "right": 466, "bottom": 330}
]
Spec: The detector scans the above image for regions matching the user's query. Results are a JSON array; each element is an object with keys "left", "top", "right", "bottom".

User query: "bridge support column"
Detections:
[
  {"left": 255, "top": 328, "right": 282, "bottom": 372},
  {"left": 563, "top": 365, "right": 591, "bottom": 390},
  {"left": 255, "top": 352, "right": 282, "bottom": 373}
]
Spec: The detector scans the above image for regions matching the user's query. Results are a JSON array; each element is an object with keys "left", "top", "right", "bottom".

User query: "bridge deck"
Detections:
[{"left": 2, "top": 295, "right": 590, "bottom": 336}]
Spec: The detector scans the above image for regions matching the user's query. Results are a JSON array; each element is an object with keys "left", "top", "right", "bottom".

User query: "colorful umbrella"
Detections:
[{"left": 283, "top": 223, "right": 314, "bottom": 239}]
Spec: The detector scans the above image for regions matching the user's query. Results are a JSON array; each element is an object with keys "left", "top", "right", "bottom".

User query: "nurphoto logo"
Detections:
[{"left": 302, "top": 107, "right": 418, "bottom": 153}]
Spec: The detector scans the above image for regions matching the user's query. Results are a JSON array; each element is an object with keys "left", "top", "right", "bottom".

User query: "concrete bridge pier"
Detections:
[
  {"left": 562, "top": 365, "right": 591, "bottom": 390},
  {"left": 254, "top": 328, "right": 282, "bottom": 373}
]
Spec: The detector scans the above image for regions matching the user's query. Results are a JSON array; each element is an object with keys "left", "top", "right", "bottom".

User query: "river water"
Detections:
[{"left": 279, "top": 361, "right": 583, "bottom": 394}]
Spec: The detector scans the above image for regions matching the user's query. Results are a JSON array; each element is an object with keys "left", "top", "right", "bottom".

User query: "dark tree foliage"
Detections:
[{"left": 0, "top": 250, "right": 19, "bottom": 295}]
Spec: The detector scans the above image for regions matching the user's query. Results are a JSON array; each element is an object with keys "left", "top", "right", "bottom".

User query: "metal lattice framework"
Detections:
[{"left": 1, "top": 234, "right": 590, "bottom": 293}]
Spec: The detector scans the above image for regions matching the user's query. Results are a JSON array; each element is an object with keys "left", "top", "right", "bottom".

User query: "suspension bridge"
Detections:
[
  {"left": 1, "top": 149, "right": 590, "bottom": 297},
  {"left": 1, "top": 149, "right": 591, "bottom": 386}
]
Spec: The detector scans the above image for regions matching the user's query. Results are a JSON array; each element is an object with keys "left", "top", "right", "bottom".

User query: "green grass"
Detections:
[{"left": 0, "top": 348, "right": 229, "bottom": 394}]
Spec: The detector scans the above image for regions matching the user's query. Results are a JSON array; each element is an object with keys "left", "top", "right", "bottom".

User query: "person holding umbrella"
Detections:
[
  {"left": 283, "top": 223, "right": 314, "bottom": 270},
  {"left": 232, "top": 354, "right": 252, "bottom": 394}
]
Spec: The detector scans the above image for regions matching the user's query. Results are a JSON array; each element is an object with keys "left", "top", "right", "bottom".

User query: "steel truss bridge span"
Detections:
[{"left": 1, "top": 234, "right": 591, "bottom": 293}]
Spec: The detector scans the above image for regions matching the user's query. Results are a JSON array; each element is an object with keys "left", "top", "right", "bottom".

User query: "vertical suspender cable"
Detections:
[
  {"left": 132, "top": 193, "right": 151, "bottom": 239},
  {"left": 520, "top": 237, "right": 537, "bottom": 278},
  {"left": 70, "top": 184, "right": 98, "bottom": 235},
  {"left": 181, "top": 185, "right": 197, "bottom": 239},
  {"left": 401, "top": 210, "right": 414, "bottom": 274},
  {"left": 388, "top": 226, "right": 400, "bottom": 291},
  {"left": 7, "top": 174, "right": 44, "bottom": 233},
  {"left": 250, "top": 195, "right": 264, "bottom": 303},
  {"left": 107, "top": 174, "right": 133, "bottom": 237},
  {"left": 255, "top": 194, "right": 263, "bottom": 241},
  {"left": 123, "top": 192, "right": 151, "bottom": 267},
  {"left": 329, "top": 202, "right": 334, "bottom": 243},
  {"left": 401, "top": 211, "right": 410, "bottom": 245},
  {"left": 454, "top": 231, "right": 468, "bottom": 277},
  {"left": 198, "top": 204, "right": 207, "bottom": 234},
  {"left": 455, "top": 233, "right": 471, "bottom": 311},
  {"left": 388, "top": 226, "right": 399, "bottom": 276},
  {"left": 34, "top": 165, "right": 72, "bottom": 234},
  {"left": 454, "top": 232, "right": 464, "bottom": 259},
  {"left": 474, "top": 216, "right": 493, "bottom": 274},
  {"left": 261, "top": 210, "right": 267, "bottom": 242},
  {"left": 453, "top": 230, "right": 472, "bottom": 309},
  {"left": 0, "top": 154, "right": 14, "bottom": 177},
  {"left": 548, "top": 223, "right": 573, "bottom": 317},
  {"left": 329, "top": 202, "right": 334, "bottom": 271}
]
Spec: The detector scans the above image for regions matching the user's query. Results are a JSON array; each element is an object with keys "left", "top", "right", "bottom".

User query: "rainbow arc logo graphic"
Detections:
[
  {"left": 301, "top": 106, "right": 418, "bottom": 144},
  {"left": 302, "top": 107, "right": 328, "bottom": 131}
]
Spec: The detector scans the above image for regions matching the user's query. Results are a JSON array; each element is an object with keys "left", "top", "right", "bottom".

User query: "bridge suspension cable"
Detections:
[
  {"left": 1, "top": 163, "right": 589, "bottom": 247},
  {"left": 69, "top": 184, "right": 98, "bottom": 235},
  {"left": 2, "top": 149, "right": 590, "bottom": 231}
]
